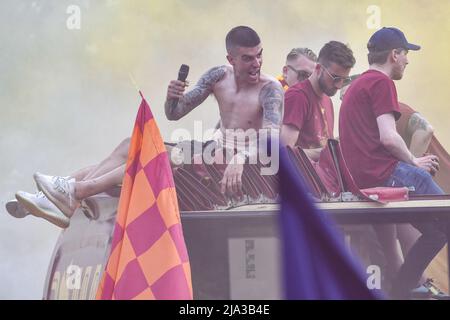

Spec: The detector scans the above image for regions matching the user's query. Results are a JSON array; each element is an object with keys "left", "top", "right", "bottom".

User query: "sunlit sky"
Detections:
[{"left": 1, "top": 0, "right": 449, "bottom": 299}]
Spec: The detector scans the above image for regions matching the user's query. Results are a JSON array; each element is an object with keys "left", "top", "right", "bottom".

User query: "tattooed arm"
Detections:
[
  {"left": 406, "top": 112, "right": 434, "bottom": 157},
  {"left": 165, "top": 66, "right": 227, "bottom": 120},
  {"left": 259, "top": 80, "right": 284, "bottom": 132}
]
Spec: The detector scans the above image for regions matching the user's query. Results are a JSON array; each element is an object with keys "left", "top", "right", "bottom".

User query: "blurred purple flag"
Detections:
[{"left": 278, "top": 145, "right": 383, "bottom": 300}]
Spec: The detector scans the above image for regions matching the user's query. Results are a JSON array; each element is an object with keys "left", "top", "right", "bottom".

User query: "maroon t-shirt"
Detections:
[
  {"left": 283, "top": 80, "right": 334, "bottom": 149},
  {"left": 339, "top": 69, "right": 401, "bottom": 188}
]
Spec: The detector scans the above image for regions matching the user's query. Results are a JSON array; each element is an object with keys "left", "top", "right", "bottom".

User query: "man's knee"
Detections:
[
  {"left": 114, "top": 138, "right": 131, "bottom": 160},
  {"left": 119, "top": 137, "right": 131, "bottom": 149},
  {"left": 416, "top": 168, "right": 433, "bottom": 182},
  {"left": 420, "top": 173, "right": 444, "bottom": 194},
  {"left": 413, "top": 222, "right": 447, "bottom": 248},
  {"left": 408, "top": 166, "right": 444, "bottom": 195}
]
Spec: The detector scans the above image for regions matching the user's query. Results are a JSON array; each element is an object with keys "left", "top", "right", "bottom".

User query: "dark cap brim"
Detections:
[{"left": 406, "top": 43, "right": 421, "bottom": 51}]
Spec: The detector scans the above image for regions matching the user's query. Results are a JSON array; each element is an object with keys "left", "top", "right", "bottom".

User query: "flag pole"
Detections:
[{"left": 128, "top": 73, "right": 143, "bottom": 98}]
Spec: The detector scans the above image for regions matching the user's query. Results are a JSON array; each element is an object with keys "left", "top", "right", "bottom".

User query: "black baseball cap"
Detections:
[{"left": 367, "top": 27, "right": 421, "bottom": 52}]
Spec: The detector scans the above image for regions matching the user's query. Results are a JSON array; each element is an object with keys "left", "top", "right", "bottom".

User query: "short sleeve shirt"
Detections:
[
  {"left": 283, "top": 80, "right": 334, "bottom": 149},
  {"left": 339, "top": 70, "right": 401, "bottom": 188}
]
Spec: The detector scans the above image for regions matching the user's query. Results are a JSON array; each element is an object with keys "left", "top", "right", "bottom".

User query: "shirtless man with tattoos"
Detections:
[
  {"left": 165, "top": 26, "right": 283, "bottom": 196},
  {"left": 9, "top": 26, "right": 284, "bottom": 227}
]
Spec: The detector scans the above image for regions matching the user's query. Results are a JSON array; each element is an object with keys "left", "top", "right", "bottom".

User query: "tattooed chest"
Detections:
[
  {"left": 218, "top": 95, "right": 261, "bottom": 115},
  {"left": 218, "top": 100, "right": 262, "bottom": 130}
]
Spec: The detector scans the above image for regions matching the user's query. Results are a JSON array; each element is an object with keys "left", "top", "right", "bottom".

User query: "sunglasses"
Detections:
[
  {"left": 321, "top": 66, "right": 352, "bottom": 85},
  {"left": 287, "top": 65, "right": 311, "bottom": 81}
]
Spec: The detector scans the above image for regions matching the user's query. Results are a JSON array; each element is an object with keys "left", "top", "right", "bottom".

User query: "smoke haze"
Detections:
[{"left": 1, "top": 0, "right": 449, "bottom": 299}]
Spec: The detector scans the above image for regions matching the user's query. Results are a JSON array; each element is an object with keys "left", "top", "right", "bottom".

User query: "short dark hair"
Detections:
[
  {"left": 367, "top": 48, "right": 405, "bottom": 65},
  {"left": 286, "top": 47, "right": 317, "bottom": 63},
  {"left": 226, "top": 26, "right": 261, "bottom": 54},
  {"left": 318, "top": 41, "right": 356, "bottom": 69}
]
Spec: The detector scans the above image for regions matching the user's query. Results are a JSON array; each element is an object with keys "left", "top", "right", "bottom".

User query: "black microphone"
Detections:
[{"left": 171, "top": 64, "right": 190, "bottom": 109}]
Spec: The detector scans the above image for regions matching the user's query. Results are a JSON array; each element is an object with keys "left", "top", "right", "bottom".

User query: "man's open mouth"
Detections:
[{"left": 249, "top": 70, "right": 260, "bottom": 80}]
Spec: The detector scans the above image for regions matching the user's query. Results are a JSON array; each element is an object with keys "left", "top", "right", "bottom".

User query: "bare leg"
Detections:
[
  {"left": 74, "top": 164, "right": 125, "bottom": 201},
  {"left": 373, "top": 224, "right": 403, "bottom": 287},
  {"left": 70, "top": 140, "right": 179, "bottom": 203},
  {"left": 397, "top": 223, "right": 427, "bottom": 284},
  {"left": 82, "top": 138, "right": 130, "bottom": 180},
  {"left": 69, "top": 165, "right": 96, "bottom": 181}
]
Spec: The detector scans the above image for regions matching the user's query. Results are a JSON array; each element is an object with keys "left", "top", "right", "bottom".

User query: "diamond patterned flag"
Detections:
[{"left": 96, "top": 92, "right": 193, "bottom": 300}]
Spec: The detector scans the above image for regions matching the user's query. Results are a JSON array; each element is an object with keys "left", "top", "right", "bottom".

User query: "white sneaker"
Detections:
[
  {"left": 5, "top": 199, "right": 29, "bottom": 218},
  {"left": 79, "top": 199, "right": 98, "bottom": 220},
  {"left": 15, "top": 191, "right": 70, "bottom": 228},
  {"left": 33, "top": 172, "right": 80, "bottom": 218}
]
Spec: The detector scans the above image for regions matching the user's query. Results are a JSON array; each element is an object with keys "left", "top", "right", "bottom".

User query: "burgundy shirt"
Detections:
[
  {"left": 339, "top": 69, "right": 401, "bottom": 188},
  {"left": 283, "top": 80, "right": 334, "bottom": 149}
]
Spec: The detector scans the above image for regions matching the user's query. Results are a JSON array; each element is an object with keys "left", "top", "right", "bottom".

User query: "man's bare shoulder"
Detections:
[
  {"left": 206, "top": 65, "right": 231, "bottom": 88},
  {"left": 258, "top": 74, "right": 283, "bottom": 129},
  {"left": 200, "top": 65, "right": 229, "bottom": 84},
  {"left": 214, "top": 65, "right": 233, "bottom": 78},
  {"left": 259, "top": 74, "right": 283, "bottom": 91},
  {"left": 222, "top": 64, "right": 233, "bottom": 73},
  {"left": 260, "top": 73, "right": 279, "bottom": 83},
  {"left": 258, "top": 74, "right": 283, "bottom": 96}
]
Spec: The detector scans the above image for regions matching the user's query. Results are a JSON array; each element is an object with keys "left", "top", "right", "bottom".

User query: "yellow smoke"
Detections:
[
  {"left": 76, "top": 0, "right": 450, "bottom": 148},
  {"left": 1, "top": 0, "right": 450, "bottom": 299}
]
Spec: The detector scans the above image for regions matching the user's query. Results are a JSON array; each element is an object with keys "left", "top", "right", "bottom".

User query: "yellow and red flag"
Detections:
[{"left": 96, "top": 92, "right": 193, "bottom": 300}]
